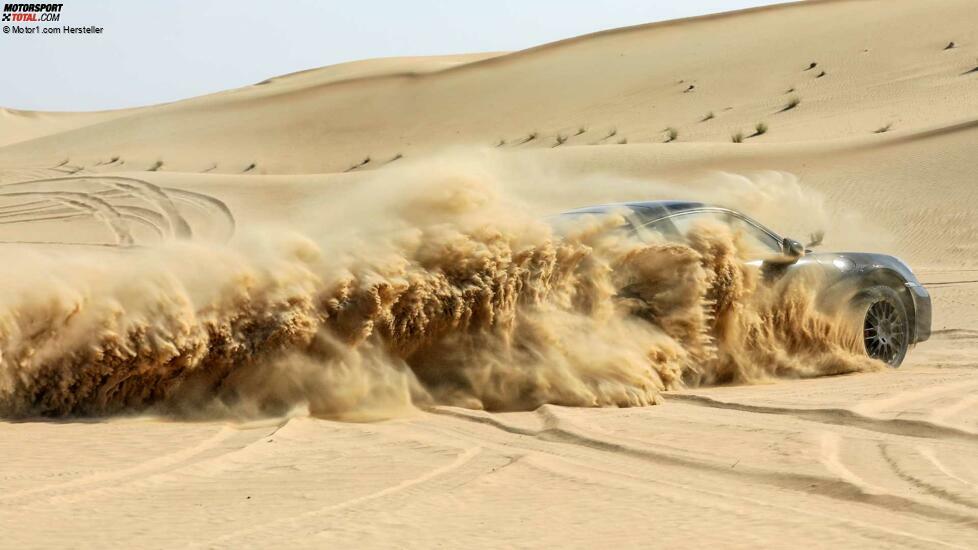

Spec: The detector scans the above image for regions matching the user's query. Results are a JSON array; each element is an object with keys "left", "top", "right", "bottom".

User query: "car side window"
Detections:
[
  {"left": 667, "top": 211, "right": 731, "bottom": 239},
  {"left": 639, "top": 216, "right": 682, "bottom": 242},
  {"left": 658, "top": 211, "right": 783, "bottom": 255}
]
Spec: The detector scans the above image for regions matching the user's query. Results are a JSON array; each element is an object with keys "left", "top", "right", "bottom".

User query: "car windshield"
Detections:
[{"left": 548, "top": 210, "right": 635, "bottom": 238}]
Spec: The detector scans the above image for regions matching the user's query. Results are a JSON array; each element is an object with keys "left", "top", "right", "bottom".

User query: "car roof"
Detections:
[
  {"left": 554, "top": 200, "right": 785, "bottom": 243},
  {"left": 559, "top": 200, "right": 708, "bottom": 218}
]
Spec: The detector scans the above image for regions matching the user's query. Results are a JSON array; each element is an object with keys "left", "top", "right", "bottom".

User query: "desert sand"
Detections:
[{"left": 2, "top": 0, "right": 978, "bottom": 547}]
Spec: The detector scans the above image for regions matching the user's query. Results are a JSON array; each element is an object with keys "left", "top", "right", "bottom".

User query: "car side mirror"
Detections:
[{"left": 782, "top": 237, "right": 805, "bottom": 259}]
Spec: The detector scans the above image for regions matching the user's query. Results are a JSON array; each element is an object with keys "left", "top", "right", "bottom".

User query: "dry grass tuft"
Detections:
[
  {"left": 344, "top": 157, "right": 371, "bottom": 172},
  {"left": 780, "top": 96, "right": 801, "bottom": 113}
]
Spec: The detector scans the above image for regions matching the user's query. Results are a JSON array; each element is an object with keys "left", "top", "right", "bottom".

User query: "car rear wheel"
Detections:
[{"left": 858, "top": 286, "right": 910, "bottom": 367}]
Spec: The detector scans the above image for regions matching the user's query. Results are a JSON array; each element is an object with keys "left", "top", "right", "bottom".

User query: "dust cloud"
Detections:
[{"left": 0, "top": 154, "right": 880, "bottom": 419}]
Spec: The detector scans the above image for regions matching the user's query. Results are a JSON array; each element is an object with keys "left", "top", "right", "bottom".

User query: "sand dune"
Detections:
[
  {"left": 2, "top": 0, "right": 978, "bottom": 546},
  {"left": 0, "top": 107, "right": 138, "bottom": 148}
]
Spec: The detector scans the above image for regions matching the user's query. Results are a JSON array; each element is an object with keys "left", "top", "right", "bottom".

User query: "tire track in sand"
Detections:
[
  {"left": 0, "top": 176, "right": 235, "bottom": 245},
  {"left": 428, "top": 406, "right": 978, "bottom": 529},
  {"left": 0, "top": 190, "right": 134, "bottom": 246},
  {"left": 0, "top": 420, "right": 285, "bottom": 507},
  {"left": 878, "top": 442, "right": 978, "bottom": 510},
  {"left": 197, "top": 445, "right": 483, "bottom": 548},
  {"left": 668, "top": 392, "right": 978, "bottom": 442},
  {"left": 419, "top": 408, "right": 975, "bottom": 547}
]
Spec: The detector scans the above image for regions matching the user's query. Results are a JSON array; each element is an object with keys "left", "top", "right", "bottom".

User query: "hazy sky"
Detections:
[{"left": 1, "top": 0, "right": 788, "bottom": 111}]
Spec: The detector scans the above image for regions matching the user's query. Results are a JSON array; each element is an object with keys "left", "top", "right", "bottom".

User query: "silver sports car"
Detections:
[{"left": 556, "top": 201, "right": 931, "bottom": 367}]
